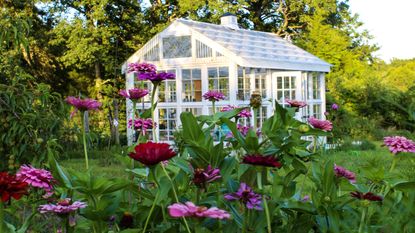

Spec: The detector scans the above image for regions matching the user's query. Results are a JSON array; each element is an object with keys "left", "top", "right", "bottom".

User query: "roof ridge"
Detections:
[{"left": 176, "top": 18, "right": 288, "bottom": 42}]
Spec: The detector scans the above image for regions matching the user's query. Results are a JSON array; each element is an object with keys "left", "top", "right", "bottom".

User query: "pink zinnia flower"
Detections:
[
  {"left": 128, "top": 118, "right": 155, "bottom": 133},
  {"left": 168, "top": 202, "right": 230, "bottom": 219},
  {"left": 334, "top": 164, "right": 356, "bottom": 183},
  {"left": 39, "top": 198, "right": 87, "bottom": 214},
  {"left": 127, "top": 62, "right": 157, "bottom": 74},
  {"left": 224, "top": 183, "right": 262, "bottom": 210},
  {"left": 203, "top": 90, "right": 226, "bottom": 102},
  {"left": 308, "top": 117, "right": 333, "bottom": 131},
  {"left": 16, "top": 165, "right": 55, "bottom": 198},
  {"left": 65, "top": 96, "right": 101, "bottom": 112},
  {"left": 383, "top": 136, "right": 415, "bottom": 154},
  {"left": 286, "top": 99, "right": 307, "bottom": 108},
  {"left": 221, "top": 105, "right": 252, "bottom": 118},
  {"left": 119, "top": 88, "right": 148, "bottom": 101}
]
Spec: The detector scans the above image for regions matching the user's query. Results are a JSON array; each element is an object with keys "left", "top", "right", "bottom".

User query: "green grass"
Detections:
[{"left": 60, "top": 142, "right": 415, "bottom": 185}]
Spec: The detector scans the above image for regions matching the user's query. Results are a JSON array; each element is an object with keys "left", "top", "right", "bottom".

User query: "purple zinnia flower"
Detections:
[
  {"left": 334, "top": 164, "right": 356, "bottom": 183},
  {"left": 65, "top": 96, "right": 101, "bottom": 113},
  {"left": 119, "top": 88, "right": 149, "bottom": 101},
  {"left": 127, "top": 62, "right": 157, "bottom": 74},
  {"left": 383, "top": 136, "right": 415, "bottom": 154},
  {"left": 192, "top": 165, "right": 221, "bottom": 189},
  {"left": 242, "top": 155, "right": 282, "bottom": 168},
  {"left": 224, "top": 183, "right": 262, "bottom": 210},
  {"left": 221, "top": 105, "right": 252, "bottom": 118},
  {"left": 39, "top": 198, "right": 87, "bottom": 214},
  {"left": 128, "top": 118, "right": 155, "bottom": 134},
  {"left": 168, "top": 202, "right": 230, "bottom": 219},
  {"left": 331, "top": 103, "right": 339, "bottom": 110},
  {"left": 203, "top": 90, "right": 226, "bottom": 102},
  {"left": 308, "top": 117, "right": 333, "bottom": 131},
  {"left": 16, "top": 165, "right": 55, "bottom": 198},
  {"left": 286, "top": 99, "right": 307, "bottom": 108},
  {"left": 138, "top": 71, "right": 175, "bottom": 84}
]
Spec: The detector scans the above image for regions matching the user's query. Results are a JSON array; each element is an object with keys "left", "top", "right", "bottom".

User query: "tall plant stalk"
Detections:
[
  {"left": 0, "top": 202, "right": 4, "bottom": 233},
  {"left": 257, "top": 171, "right": 271, "bottom": 233},
  {"left": 81, "top": 112, "right": 89, "bottom": 170},
  {"left": 150, "top": 83, "right": 158, "bottom": 142},
  {"left": 161, "top": 165, "right": 191, "bottom": 233}
]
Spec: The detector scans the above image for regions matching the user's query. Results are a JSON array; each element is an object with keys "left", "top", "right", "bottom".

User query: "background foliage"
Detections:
[{"left": 1, "top": 0, "right": 414, "bottom": 151}]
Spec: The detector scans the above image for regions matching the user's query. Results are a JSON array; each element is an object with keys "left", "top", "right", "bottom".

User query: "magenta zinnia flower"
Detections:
[
  {"left": 192, "top": 165, "right": 221, "bottom": 189},
  {"left": 39, "top": 198, "right": 87, "bottom": 214},
  {"left": 138, "top": 71, "right": 175, "bottom": 84},
  {"left": 286, "top": 99, "right": 307, "bottom": 108},
  {"left": 383, "top": 136, "right": 415, "bottom": 154},
  {"left": 16, "top": 165, "right": 55, "bottom": 197},
  {"left": 119, "top": 88, "right": 149, "bottom": 101},
  {"left": 242, "top": 155, "right": 282, "bottom": 168},
  {"left": 334, "top": 164, "right": 356, "bottom": 184},
  {"left": 65, "top": 96, "right": 101, "bottom": 112},
  {"left": 350, "top": 191, "right": 383, "bottom": 202},
  {"left": 203, "top": 90, "right": 226, "bottom": 102},
  {"left": 129, "top": 141, "right": 176, "bottom": 166},
  {"left": 128, "top": 118, "right": 155, "bottom": 134},
  {"left": 308, "top": 117, "right": 333, "bottom": 131},
  {"left": 221, "top": 105, "right": 252, "bottom": 118},
  {"left": 224, "top": 183, "right": 262, "bottom": 210},
  {"left": 127, "top": 62, "right": 157, "bottom": 74},
  {"left": 168, "top": 202, "right": 230, "bottom": 219}
]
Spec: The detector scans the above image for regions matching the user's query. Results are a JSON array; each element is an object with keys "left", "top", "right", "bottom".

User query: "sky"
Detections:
[{"left": 348, "top": 0, "right": 415, "bottom": 61}]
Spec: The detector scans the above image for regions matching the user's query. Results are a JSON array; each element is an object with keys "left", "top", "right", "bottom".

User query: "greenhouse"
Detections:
[{"left": 122, "top": 13, "right": 331, "bottom": 144}]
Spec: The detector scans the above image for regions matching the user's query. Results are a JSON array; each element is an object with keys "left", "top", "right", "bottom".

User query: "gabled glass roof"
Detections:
[{"left": 177, "top": 19, "right": 331, "bottom": 72}]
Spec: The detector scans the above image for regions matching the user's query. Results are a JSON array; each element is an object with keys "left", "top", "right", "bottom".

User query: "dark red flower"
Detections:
[
  {"left": 350, "top": 191, "right": 383, "bottom": 202},
  {"left": 129, "top": 142, "right": 176, "bottom": 166},
  {"left": 242, "top": 155, "right": 282, "bottom": 168},
  {"left": 0, "top": 172, "right": 28, "bottom": 202},
  {"left": 192, "top": 165, "right": 221, "bottom": 189},
  {"left": 119, "top": 212, "right": 134, "bottom": 229}
]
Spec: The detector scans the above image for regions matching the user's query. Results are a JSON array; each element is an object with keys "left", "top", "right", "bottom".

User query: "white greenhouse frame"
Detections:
[{"left": 122, "top": 17, "right": 331, "bottom": 145}]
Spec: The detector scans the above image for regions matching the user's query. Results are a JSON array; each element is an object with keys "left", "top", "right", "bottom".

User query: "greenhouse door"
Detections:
[{"left": 271, "top": 71, "right": 302, "bottom": 104}]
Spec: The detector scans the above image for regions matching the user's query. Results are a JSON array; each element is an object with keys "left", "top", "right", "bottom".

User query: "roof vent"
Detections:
[{"left": 220, "top": 13, "right": 239, "bottom": 30}]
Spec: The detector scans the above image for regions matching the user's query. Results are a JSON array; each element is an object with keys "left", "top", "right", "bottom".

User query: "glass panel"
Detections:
[
  {"left": 182, "top": 68, "right": 202, "bottom": 102},
  {"left": 208, "top": 67, "right": 229, "bottom": 100},
  {"left": 162, "top": 36, "right": 191, "bottom": 59},
  {"left": 158, "top": 108, "right": 177, "bottom": 141},
  {"left": 183, "top": 107, "right": 203, "bottom": 116}
]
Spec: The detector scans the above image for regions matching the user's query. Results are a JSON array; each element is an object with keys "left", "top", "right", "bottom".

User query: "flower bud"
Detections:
[
  {"left": 250, "top": 91, "right": 262, "bottom": 109},
  {"left": 298, "top": 125, "right": 310, "bottom": 133},
  {"left": 323, "top": 196, "right": 331, "bottom": 202}
]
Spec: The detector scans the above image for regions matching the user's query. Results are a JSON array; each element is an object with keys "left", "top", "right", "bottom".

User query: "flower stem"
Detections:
[
  {"left": 82, "top": 112, "right": 89, "bottom": 170},
  {"left": 0, "top": 202, "right": 4, "bottom": 233},
  {"left": 150, "top": 83, "right": 158, "bottom": 142},
  {"left": 358, "top": 207, "right": 367, "bottom": 233},
  {"left": 389, "top": 157, "right": 397, "bottom": 173},
  {"left": 257, "top": 171, "right": 271, "bottom": 233},
  {"left": 143, "top": 191, "right": 159, "bottom": 233},
  {"left": 242, "top": 208, "right": 248, "bottom": 233},
  {"left": 150, "top": 167, "right": 160, "bottom": 188},
  {"left": 161, "top": 165, "right": 191, "bottom": 233},
  {"left": 253, "top": 108, "right": 258, "bottom": 133},
  {"left": 212, "top": 101, "right": 216, "bottom": 114}
]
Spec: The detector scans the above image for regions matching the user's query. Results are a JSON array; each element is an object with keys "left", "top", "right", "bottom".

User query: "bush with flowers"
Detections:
[{"left": 1, "top": 62, "right": 415, "bottom": 233}]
